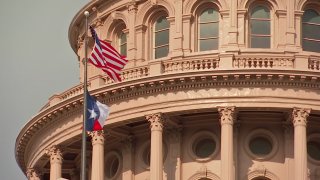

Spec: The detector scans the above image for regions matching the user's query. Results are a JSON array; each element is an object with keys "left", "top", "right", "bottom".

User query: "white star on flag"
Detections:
[{"left": 88, "top": 108, "right": 97, "bottom": 119}]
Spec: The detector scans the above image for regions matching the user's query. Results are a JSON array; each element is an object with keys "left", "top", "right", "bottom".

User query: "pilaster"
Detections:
[
  {"left": 237, "top": 10, "right": 247, "bottom": 48},
  {"left": 283, "top": 125, "right": 294, "bottom": 180},
  {"left": 182, "top": 14, "right": 193, "bottom": 54},
  {"left": 171, "top": 0, "right": 183, "bottom": 58},
  {"left": 295, "top": 11, "right": 304, "bottom": 50},
  {"left": 121, "top": 136, "right": 135, "bottom": 180},
  {"left": 167, "top": 128, "right": 182, "bottom": 180},
  {"left": 127, "top": 1, "right": 138, "bottom": 64},
  {"left": 135, "top": 24, "right": 147, "bottom": 63},
  {"left": 227, "top": 0, "right": 239, "bottom": 48},
  {"left": 276, "top": 10, "right": 287, "bottom": 49}
]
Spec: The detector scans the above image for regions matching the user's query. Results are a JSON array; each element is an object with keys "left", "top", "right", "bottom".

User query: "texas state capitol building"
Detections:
[{"left": 15, "top": 0, "right": 320, "bottom": 180}]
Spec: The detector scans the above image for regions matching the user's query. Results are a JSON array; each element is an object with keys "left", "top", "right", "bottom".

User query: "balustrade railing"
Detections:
[
  {"left": 163, "top": 58, "right": 219, "bottom": 73},
  {"left": 233, "top": 56, "right": 294, "bottom": 69},
  {"left": 43, "top": 53, "right": 319, "bottom": 110},
  {"left": 309, "top": 57, "right": 320, "bottom": 70}
]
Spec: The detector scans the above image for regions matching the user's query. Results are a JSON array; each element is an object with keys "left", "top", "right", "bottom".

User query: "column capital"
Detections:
[
  {"left": 26, "top": 167, "right": 40, "bottom": 179},
  {"left": 92, "top": 18, "right": 103, "bottom": 28},
  {"left": 218, "top": 106, "right": 236, "bottom": 125},
  {"left": 292, "top": 107, "right": 311, "bottom": 127},
  {"left": 127, "top": 0, "right": 138, "bottom": 14},
  {"left": 88, "top": 130, "right": 105, "bottom": 145},
  {"left": 45, "top": 145, "right": 62, "bottom": 164},
  {"left": 146, "top": 113, "right": 165, "bottom": 131}
]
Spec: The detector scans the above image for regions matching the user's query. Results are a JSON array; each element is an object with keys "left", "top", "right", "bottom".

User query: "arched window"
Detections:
[
  {"left": 249, "top": 6, "right": 271, "bottom": 48},
  {"left": 198, "top": 8, "right": 219, "bottom": 51},
  {"left": 302, "top": 9, "right": 320, "bottom": 52},
  {"left": 154, "top": 16, "right": 169, "bottom": 59},
  {"left": 119, "top": 31, "right": 127, "bottom": 57}
]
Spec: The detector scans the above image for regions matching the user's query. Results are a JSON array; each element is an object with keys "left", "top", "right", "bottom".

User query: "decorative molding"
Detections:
[
  {"left": 91, "top": 17, "right": 103, "bottom": 28},
  {"left": 292, "top": 107, "right": 311, "bottom": 127},
  {"left": 246, "top": 163, "right": 280, "bottom": 180},
  {"left": 26, "top": 167, "right": 41, "bottom": 179},
  {"left": 146, "top": 113, "right": 165, "bottom": 131},
  {"left": 218, "top": 106, "right": 236, "bottom": 125},
  {"left": 45, "top": 145, "right": 63, "bottom": 164},
  {"left": 88, "top": 130, "right": 105, "bottom": 145},
  {"left": 127, "top": 0, "right": 138, "bottom": 14},
  {"left": 16, "top": 70, "right": 320, "bottom": 170},
  {"left": 16, "top": 69, "right": 320, "bottom": 173},
  {"left": 188, "top": 164, "right": 220, "bottom": 180}
]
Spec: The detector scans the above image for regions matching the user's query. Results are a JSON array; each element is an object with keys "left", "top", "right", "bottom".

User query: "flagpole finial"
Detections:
[{"left": 84, "top": 11, "right": 89, "bottom": 17}]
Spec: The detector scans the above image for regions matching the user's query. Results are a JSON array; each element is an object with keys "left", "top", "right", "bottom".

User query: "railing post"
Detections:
[
  {"left": 295, "top": 55, "right": 309, "bottom": 71},
  {"left": 149, "top": 60, "right": 164, "bottom": 76},
  {"left": 219, "top": 53, "right": 234, "bottom": 69}
]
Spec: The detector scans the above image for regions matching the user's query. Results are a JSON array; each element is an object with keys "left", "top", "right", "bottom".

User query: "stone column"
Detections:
[
  {"left": 218, "top": 106, "right": 235, "bottom": 180},
  {"left": 121, "top": 136, "right": 135, "bottom": 180},
  {"left": 89, "top": 130, "right": 105, "bottom": 180},
  {"left": 26, "top": 168, "right": 40, "bottom": 180},
  {"left": 292, "top": 107, "right": 311, "bottom": 180},
  {"left": 46, "top": 145, "right": 62, "bottom": 180},
  {"left": 146, "top": 113, "right": 165, "bottom": 180}
]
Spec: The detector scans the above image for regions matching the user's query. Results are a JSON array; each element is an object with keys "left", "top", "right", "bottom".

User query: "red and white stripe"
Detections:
[{"left": 88, "top": 39, "right": 128, "bottom": 82}]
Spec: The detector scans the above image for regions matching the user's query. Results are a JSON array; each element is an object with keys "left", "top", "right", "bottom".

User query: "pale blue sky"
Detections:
[{"left": 0, "top": 0, "right": 88, "bottom": 179}]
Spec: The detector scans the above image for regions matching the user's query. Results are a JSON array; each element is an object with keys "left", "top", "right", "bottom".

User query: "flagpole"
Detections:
[{"left": 81, "top": 10, "right": 89, "bottom": 180}]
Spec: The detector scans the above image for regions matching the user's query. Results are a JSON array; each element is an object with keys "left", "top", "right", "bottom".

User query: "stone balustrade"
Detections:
[{"left": 42, "top": 53, "right": 320, "bottom": 110}]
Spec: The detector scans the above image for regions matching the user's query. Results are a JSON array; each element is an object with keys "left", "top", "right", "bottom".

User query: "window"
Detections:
[
  {"left": 119, "top": 31, "right": 127, "bottom": 57},
  {"left": 249, "top": 6, "right": 271, "bottom": 48},
  {"left": 154, "top": 16, "right": 169, "bottom": 59},
  {"left": 198, "top": 8, "right": 219, "bottom": 51},
  {"left": 244, "top": 129, "right": 278, "bottom": 160},
  {"left": 105, "top": 152, "right": 121, "bottom": 179},
  {"left": 302, "top": 9, "right": 320, "bottom": 52},
  {"left": 307, "top": 141, "right": 320, "bottom": 161},
  {"left": 249, "top": 137, "right": 273, "bottom": 156},
  {"left": 193, "top": 138, "right": 216, "bottom": 158},
  {"left": 188, "top": 131, "right": 219, "bottom": 162}
]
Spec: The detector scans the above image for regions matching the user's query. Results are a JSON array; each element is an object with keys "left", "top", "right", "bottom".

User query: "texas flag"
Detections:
[{"left": 86, "top": 91, "right": 110, "bottom": 131}]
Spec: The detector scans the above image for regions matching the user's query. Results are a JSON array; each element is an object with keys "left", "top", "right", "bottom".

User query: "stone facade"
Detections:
[{"left": 16, "top": 0, "right": 320, "bottom": 180}]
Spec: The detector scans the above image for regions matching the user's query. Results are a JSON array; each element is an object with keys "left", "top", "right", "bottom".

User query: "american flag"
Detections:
[{"left": 88, "top": 26, "right": 128, "bottom": 82}]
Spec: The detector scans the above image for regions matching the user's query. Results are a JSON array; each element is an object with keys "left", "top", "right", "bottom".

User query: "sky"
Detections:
[{"left": 0, "top": 0, "right": 88, "bottom": 179}]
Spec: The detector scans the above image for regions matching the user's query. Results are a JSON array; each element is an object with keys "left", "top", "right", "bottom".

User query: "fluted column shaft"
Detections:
[
  {"left": 89, "top": 130, "right": 105, "bottom": 180},
  {"left": 218, "top": 106, "right": 235, "bottom": 180},
  {"left": 147, "top": 113, "right": 164, "bottom": 180},
  {"left": 46, "top": 146, "right": 62, "bottom": 180},
  {"left": 292, "top": 108, "right": 310, "bottom": 180},
  {"left": 26, "top": 168, "right": 40, "bottom": 180}
]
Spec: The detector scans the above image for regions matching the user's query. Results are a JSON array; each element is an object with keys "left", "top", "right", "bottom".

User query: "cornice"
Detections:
[{"left": 15, "top": 68, "right": 320, "bottom": 174}]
